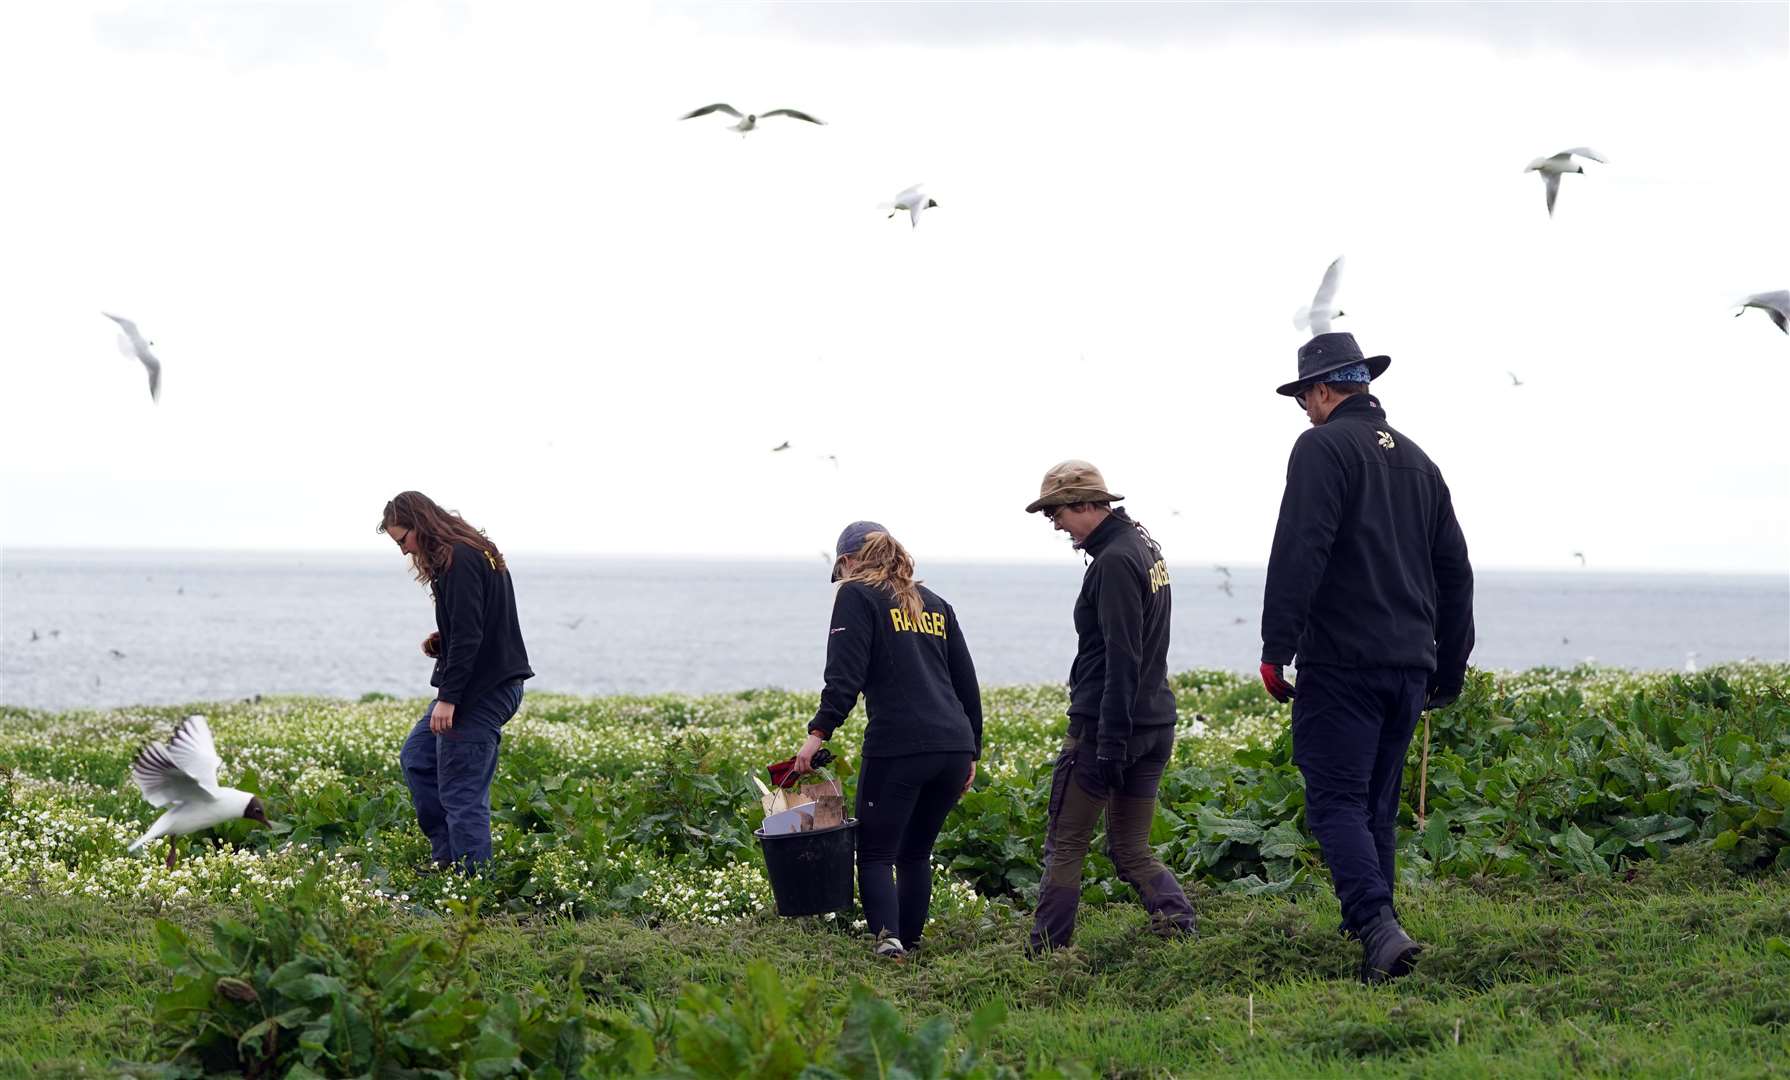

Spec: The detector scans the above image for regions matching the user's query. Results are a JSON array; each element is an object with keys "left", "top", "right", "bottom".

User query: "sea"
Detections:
[{"left": 1, "top": 549, "right": 1785, "bottom": 711}]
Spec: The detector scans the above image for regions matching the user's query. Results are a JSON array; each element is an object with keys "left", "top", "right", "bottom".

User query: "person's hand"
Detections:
[
  {"left": 793, "top": 732, "right": 826, "bottom": 775},
  {"left": 961, "top": 760, "right": 977, "bottom": 797},
  {"left": 1260, "top": 662, "right": 1296, "bottom": 703},
  {"left": 422, "top": 631, "right": 441, "bottom": 658},
  {"left": 1095, "top": 756, "right": 1128, "bottom": 792},
  {"left": 429, "top": 700, "right": 456, "bottom": 734},
  {"left": 1425, "top": 685, "right": 1461, "bottom": 711}
]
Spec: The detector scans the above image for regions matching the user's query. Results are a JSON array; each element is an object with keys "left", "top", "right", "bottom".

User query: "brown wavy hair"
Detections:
[
  {"left": 836, "top": 531, "right": 927, "bottom": 626},
  {"left": 376, "top": 491, "right": 506, "bottom": 590}
]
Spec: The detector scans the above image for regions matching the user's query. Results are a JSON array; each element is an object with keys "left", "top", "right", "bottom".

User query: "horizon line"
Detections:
[{"left": 2, "top": 544, "right": 1786, "bottom": 579}]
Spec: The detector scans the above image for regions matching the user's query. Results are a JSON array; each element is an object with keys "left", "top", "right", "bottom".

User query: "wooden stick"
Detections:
[
  {"left": 1418, "top": 715, "right": 1431, "bottom": 826},
  {"left": 1248, "top": 993, "right": 1254, "bottom": 1038},
  {"left": 1453, "top": 1017, "right": 1461, "bottom": 1047}
]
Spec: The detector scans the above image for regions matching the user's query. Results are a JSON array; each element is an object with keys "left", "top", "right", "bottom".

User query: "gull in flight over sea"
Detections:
[
  {"left": 102, "top": 312, "right": 162, "bottom": 402},
  {"left": 881, "top": 184, "right": 939, "bottom": 228},
  {"left": 1293, "top": 257, "right": 1345, "bottom": 334},
  {"left": 1508, "top": 371, "right": 1525, "bottom": 387},
  {"left": 1524, "top": 148, "right": 1607, "bottom": 218},
  {"left": 1572, "top": 551, "right": 1587, "bottom": 567},
  {"left": 771, "top": 441, "right": 791, "bottom": 452},
  {"left": 1734, "top": 290, "right": 1788, "bottom": 335},
  {"left": 679, "top": 104, "right": 825, "bottom": 134},
  {"left": 127, "top": 715, "right": 268, "bottom": 868}
]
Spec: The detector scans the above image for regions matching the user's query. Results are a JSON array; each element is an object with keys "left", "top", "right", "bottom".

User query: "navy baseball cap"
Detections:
[{"left": 831, "top": 520, "right": 888, "bottom": 580}]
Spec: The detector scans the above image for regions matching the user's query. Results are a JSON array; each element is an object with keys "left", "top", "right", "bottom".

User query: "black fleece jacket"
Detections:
[
  {"left": 1067, "top": 510, "right": 1178, "bottom": 761},
  {"left": 1261, "top": 394, "right": 1475, "bottom": 694},
  {"left": 809, "top": 582, "right": 983, "bottom": 759},
  {"left": 431, "top": 542, "right": 534, "bottom": 706}
]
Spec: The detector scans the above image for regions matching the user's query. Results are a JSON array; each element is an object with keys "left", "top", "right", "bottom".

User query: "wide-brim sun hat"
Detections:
[
  {"left": 1025, "top": 460, "right": 1124, "bottom": 514},
  {"left": 1277, "top": 332, "right": 1390, "bottom": 396}
]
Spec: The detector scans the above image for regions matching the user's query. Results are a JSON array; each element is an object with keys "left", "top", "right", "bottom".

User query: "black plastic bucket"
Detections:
[{"left": 756, "top": 818, "right": 858, "bottom": 917}]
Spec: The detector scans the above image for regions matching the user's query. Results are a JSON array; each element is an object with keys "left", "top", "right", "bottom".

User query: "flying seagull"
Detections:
[
  {"left": 819, "top": 454, "right": 839, "bottom": 469},
  {"left": 679, "top": 104, "right": 825, "bottom": 134},
  {"left": 1508, "top": 371, "right": 1524, "bottom": 387},
  {"left": 771, "top": 441, "right": 791, "bottom": 452},
  {"left": 1218, "top": 579, "right": 1234, "bottom": 598},
  {"left": 1293, "top": 256, "right": 1345, "bottom": 335},
  {"left": 562, "top": 617, "right": 585, "bottom": 631},
  {"left": 1214, "top": 565, "right": 1231, "bottom": 578},
  {"left": 1524, "top": 148, "right": 1607, "bottom": 218},
  {"left": 101, "top": 312, "right": 162, "bottom": 402},
  {"left": 127, "top": 715, "right": 268, "bottom": 868},
  {"left": 1734, "top": 290, "right": 1789, "bottom": 335},
  {"left": 881, "top": 184, "right": 939, "bottom": 228},
  {"left": 1572, "top": 551, "right": 1586, "bottom": 567}
]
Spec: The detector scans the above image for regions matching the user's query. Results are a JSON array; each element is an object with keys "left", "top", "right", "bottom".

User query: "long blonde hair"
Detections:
[{"left": 837, "top": 532, "right": 927, "bottom": 626}]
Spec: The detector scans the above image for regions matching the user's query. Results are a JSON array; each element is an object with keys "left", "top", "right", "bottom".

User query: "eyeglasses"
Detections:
[
  {"left": 389, "top": 527, "right": 411, "bottom": 548},
  {"left": 1043, "top": 506, "right": 1066, "bottom": 523}
]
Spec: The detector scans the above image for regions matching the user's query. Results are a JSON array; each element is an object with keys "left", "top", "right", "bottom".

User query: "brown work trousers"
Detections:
[{"left": 1029, "top": 725, "right": 1197, "bottom": 951}]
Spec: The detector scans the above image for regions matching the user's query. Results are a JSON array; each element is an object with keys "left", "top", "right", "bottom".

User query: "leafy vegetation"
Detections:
[{"left": 1, "top": 664, "right": 1786, "bottom": 1075}]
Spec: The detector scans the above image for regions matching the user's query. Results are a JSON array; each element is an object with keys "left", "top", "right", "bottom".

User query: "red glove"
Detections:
[{"left": 1260, "top": 662, "right": 1296, "bottom": 703}]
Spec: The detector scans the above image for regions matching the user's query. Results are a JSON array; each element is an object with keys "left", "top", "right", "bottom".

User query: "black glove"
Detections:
[
  {"left": 1425, "top": 685, "right": 1461, "bottom": 711},
  {"left": 1095, "top": 756, "right": 1128, "bottom": 792}
]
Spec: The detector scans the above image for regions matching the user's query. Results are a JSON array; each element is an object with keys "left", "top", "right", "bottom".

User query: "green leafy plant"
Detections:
[{"left": 125, "top": 867, "right": 599, "bottom": 1078}]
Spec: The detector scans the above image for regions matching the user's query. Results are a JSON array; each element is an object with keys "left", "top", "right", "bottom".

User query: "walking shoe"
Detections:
[
  {"left": 874, "top": 936, "right": 907, "bottom": 962},
  {"left": 1357, "top": 905, "right": 1421, "bottom": 985}
]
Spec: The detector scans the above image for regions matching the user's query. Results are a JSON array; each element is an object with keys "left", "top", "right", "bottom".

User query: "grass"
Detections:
[{"left": 5, "top": 848, "right": 1786, "bottom": 1078}]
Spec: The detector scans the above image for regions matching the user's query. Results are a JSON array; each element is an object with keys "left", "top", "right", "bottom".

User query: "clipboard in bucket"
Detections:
[{"left": 752, "top": 748, "right": 847, "bottom": 834}]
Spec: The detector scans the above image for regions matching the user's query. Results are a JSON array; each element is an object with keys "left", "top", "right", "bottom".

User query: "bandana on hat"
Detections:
[{"left": 1323, "top": 361, "right": 1372, "bottom": 384}]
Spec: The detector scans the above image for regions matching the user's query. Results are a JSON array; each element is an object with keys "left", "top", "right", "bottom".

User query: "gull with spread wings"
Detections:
[
  {"left": 881, "top": 184, "right": 940, "bottom": 228},
  {"left": 1734, "top": 290, "right": 1789, "bottom": 335},
  {"left": 102, "top": 312, "right": 163, "bottom": 402},
  {"left": 1524, "top": 148, "right": 1607, "bottom": 218},
  {"left": 680, "top": 103, "right": 826, "bottom": 134},
  {"left": 127, "top": 715, "right": 268, "bottom": 868},
  {"left": 1293, "top": 256, "right": 1346, "bottom": 335}
]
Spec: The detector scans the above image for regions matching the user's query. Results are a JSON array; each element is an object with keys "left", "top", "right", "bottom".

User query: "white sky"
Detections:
[{"left": 1, "top": 1, "right": 1786, "bottom": 573}]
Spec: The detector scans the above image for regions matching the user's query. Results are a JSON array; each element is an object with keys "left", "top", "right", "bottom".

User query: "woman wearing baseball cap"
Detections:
[{"left": 790, "top": 521, "right": 983, "bottom": 961}]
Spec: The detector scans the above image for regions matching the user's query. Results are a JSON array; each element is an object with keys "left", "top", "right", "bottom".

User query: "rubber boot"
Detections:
[{"left": 1358, "top": 904, "right": 1421, "bottom": 985}]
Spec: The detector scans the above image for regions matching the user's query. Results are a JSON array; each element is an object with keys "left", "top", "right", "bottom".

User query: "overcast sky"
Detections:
[{"left": 1, "top": 1, "right": 1785, "bottom": 573}]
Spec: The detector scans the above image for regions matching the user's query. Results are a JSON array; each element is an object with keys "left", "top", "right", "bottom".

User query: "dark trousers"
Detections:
[
  {"left": 854, "top": 751, "right": 973, "bottom": 946},
  {"left": 400, "top": 680, "right": 524, "bottom": 871},
  {"left": 1291, "top": 664, "right": 1426, "bottom": 935},
  {"left": 1030, "top": 725, "right": 1196, "bottom": 951}
]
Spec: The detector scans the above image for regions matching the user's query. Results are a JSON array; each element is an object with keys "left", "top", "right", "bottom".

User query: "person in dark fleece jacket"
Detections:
[
  {"left": 1260, "top": 332, "right": 1475, "bottom": 985},
  {"left": 791, "top": 521, "right": 982, "bottom": 961},
  {"left": 1024, "top": 461, "right": 1197, "bottom": 953},
  {"left": 379, "top": 491, "right": 533, "bottom": 874}
]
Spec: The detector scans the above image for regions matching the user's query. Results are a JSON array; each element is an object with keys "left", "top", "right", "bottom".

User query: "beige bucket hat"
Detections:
[{"left": 1025, "top": 459, "right": 1124, "bottom": 514}]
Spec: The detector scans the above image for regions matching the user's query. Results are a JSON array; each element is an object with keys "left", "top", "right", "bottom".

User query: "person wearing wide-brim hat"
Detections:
[
  {"left": 789, "top": 521, "right": 983, "bottom": 962},
  {"left": 1259, "top": 331, "right": 1476, "bottom": 984},
  {"left": 1023, "top": 461, "right": 1197, "bottom": 952}
]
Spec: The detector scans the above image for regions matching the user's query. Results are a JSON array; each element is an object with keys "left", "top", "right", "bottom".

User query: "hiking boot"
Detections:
[
  {"left": 874, "top": 936, "right": 907, "bottom": 962},
  {"left": 1358, "top": 905, "right": 1421, "bottom": 985}
]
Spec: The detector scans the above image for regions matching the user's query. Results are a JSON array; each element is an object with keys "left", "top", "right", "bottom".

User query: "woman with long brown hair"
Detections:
[
  {"left": 791, "top": 521, "right": 983, "bottom": 961},
  {"left": 378, "top": 491, "right": 533, "bottom": 873}
]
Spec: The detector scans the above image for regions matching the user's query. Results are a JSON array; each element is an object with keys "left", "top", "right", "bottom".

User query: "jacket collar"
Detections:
[
  {"left": 1077, "top": 508, "right": 1132, "bottom": 556},
  {"left": 1324, "top": 393, "right": 1385, "bottom": 425}
]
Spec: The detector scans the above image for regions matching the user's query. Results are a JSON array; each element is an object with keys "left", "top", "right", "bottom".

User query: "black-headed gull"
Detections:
[
  {"left": 679, "top": 104, "right": 825, "bottom": 134},
  {"left": 1524, "top": 148, "right": 1607, "bottom": 218},
  {"left": 128, "top": 715, "right": 268, "bottom": 868},
  {"left": 1293, "top": 256, "right": 1345, "bottom": 335},
  {"left": 102, "top": 312, "right": 162, "bottom": 402},
  {"left": 1734, "top": 290, "right": 1789, "bottom": 335},
  {"left": 882, "top": 184, "right": 939, "bottom": 228}
]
